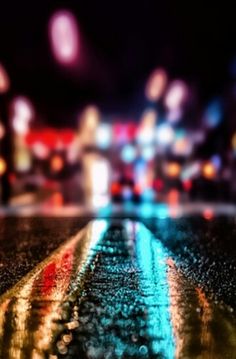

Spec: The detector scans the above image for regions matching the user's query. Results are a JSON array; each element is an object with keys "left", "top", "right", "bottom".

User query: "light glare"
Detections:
[
  {"left": 0, "top": 64, "right": 10, "bottom": 94},
  {"left": 49, "top": 10, "right": 79, "bottom": 65},
  {"left": 145, "top": 68, "right": 167, "bottom": 102},
  {"left": 165, "top": 80, "right": 188, "bottom": 110}
]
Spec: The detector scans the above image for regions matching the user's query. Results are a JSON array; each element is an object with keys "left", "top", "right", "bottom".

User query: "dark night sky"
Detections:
[{"left": 0, "top": 1, "right": 235, "bottom": 125}]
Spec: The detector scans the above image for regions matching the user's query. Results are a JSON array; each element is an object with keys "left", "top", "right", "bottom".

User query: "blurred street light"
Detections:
[
  {"left": 79, "top": 105, "right": 100, "bottom": 147},
  {"left": 0, "top": 63, "right": 10, "bottom": 94},
  {"left": 145, "top": 68, "right": 168, "bottom": 102},
  {"left": 0, "top": 64, "right": 11, "bottom": 204},
  {"left": 0, "top": 157, "right": 7, "bottom": 176},
  {"left": 49, "top": 10, "right": 80, "bottom": 66},
  {"left": 11, "top": 96, "right": 34, "bottom": 135},
  {"left": 156, "top": 123, "right": 175, "bottom": 146},
  {"left": 164, "top": 80, "right": 188, "bottom": 110}
]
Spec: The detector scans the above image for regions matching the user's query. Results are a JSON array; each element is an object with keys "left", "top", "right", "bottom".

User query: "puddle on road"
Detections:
[{"left": 0, "top": 220, "right": 236, "bottom": 359}]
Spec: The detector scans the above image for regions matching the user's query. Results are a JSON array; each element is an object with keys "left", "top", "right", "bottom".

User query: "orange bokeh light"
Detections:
[
  {"left": 51, "top": 192, "right": 64, "bottom": 207},
  {"left": 165, "top": 162, "right": 181, "bottom": 178},
  {"left": 145, "top": 68, "right": 167, "bottom": 102},
  {"left": 232, "top": 133, "right": 236, "bottom": 150},
  {"left": 202, "top": 162, "right": 216, "bottom": 179},
  {"left": 51, "top": 155, "right": 64, "bottom": 172},
  {"left": 0, "top": 157, "right": 7, "bottom": 176}
]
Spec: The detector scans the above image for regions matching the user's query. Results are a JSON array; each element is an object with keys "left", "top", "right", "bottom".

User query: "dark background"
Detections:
[{"left": 0, "top": 1, "right": 235, "bottom": 124}]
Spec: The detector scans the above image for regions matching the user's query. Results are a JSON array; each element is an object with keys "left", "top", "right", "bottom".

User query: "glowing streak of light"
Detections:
[
  {"left": 196, "top": 287, "right": 212, "bottom": 351},
  {"left": 134, "top": 222, "right": 175, "bottom": 357},
  {"left": 181, "top": 162, "right": 201, "bottom": 181},
  {"left": 32, "top": 247, "right": 75, "bottom": 353},
  {"left": 0, "top": 299, "right": 10, "bottom": 339},
  {"left": 0, "top": 222, "right": 107, "bottom": 358},
  {"left": 9, "top": 272, "right": 38, "bottom": 359},
  {"left": 32, "top": 221, "right": 108, "bottom": 354},
  {"left": 166, "top": 258, "right": 185, "bottom": 358}
]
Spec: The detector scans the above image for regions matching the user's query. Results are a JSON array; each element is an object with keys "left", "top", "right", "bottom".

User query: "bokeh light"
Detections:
[
  {"left": 156, "top": 123, "right": 175, "bottom": 146},
  {"left": 165, "top": 162, "right": 181, "bottom": 178},
  {"left": 80, "top": 105, "right": 100, "bottom": 130},
  {"left": 49, "top": 10, "right": 80, "bottom": 65},
  {"left": 51, "top": 155, "right": 64, "bottom": 172},
  {"left": 121, "top": 144, "right": 137, "bottom": 163},
  {"left": 96, "top": 123, "right": 112, "bottom": 149},
  {"left": 0, "top": 10, "right": 235, "bottom": 208},
  {"left": 11, "top": 97, "right": 34, "bottom": 135},
  {"left": 232, "top": 133, "right": 236, "bottom": 151},
  {"left": 203, "top": 100, "right": 222, "bottom": 128},
  {"left": 145, "top": 68, "right": 167, "bottom": 102},
  {"left": 0, "top": 122, "right": 5, "bottom": 140},
  {"left": 0, "top": 157, "right": 7, "bottom": 176},
  {"left": 0, "top": 63, "right": 10, "bottom": 94},
  {"left": 202, "top": 162, "right": 217, "bottom": 179},
  {"left": 164, "top": 80, "right": 188, "bottom": 110}
]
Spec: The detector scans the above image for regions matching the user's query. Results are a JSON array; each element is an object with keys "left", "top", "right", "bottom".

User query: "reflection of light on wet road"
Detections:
[
  {"left": 0, "top": 221, "right": 107, "bottom": 358},
  {"left": 166, "top": 258, "right": 185, "bottom": 357},
  {"left": 167, "top": 258, "right": 236, "bottom": 358},
  {"left": 134, "top": 222, "right": 175, "bottom": 358},
  {"left": 1, "top": 220, "right": 236, "bottom": 358},
  {"left": 9, "top": 271, "right": 36, "bottom": 359},
  {"left": 196, "top": 287, "right": 213, "bottom": 354}
]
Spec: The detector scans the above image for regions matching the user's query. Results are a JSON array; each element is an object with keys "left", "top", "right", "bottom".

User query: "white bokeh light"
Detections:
[
  {"left": 156, "top": 123, "right": 175, "bottom": 146},
  {"left": 164, "top": 80, "right": 188, "bottom": 110},
  {"left": 11, "top": 97, "right": 34, "bottom": 135}
]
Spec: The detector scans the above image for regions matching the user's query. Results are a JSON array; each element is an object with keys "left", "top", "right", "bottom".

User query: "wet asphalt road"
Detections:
[
  {"left": 144, "top": 216, "right": 236, "bottom": 309},
  {"left": 0, "top": 217, "right": 89, "bottom": 295},
  {"left": 0, "top": 215, "right": 236, "bottom": 358}
]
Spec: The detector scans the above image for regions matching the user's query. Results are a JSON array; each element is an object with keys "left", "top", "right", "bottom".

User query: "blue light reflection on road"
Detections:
[{"left": 134, "top": 222, "right": 175, "bottom": 358}]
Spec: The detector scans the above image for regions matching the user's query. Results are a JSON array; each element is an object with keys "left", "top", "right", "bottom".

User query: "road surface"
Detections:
[{"left": 0, "top": 215, "right": 236, "bottom": 358}]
